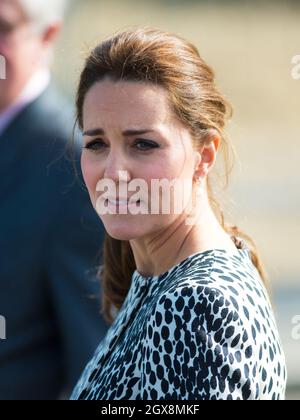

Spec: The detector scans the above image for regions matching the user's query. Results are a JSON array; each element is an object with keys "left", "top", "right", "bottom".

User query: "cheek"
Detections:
[
  {"left": 5, "top": 47, "right": 31, "bottom": 80},
  {"left": 81, "top": 154, "right": 101, "bottom": 202},
  {"left": 142, "top": 163, "right": 166, "bottom": 181},
  {"left": 13, "top": 41, "right": 42, "bottom": 74},
  {"left": 145, "top": 153, "right": 186, "bottom": 181},
  {"left": 24, "top": 39, "right": 42, "bottom": 58},
  {"left": 145, "top": 149, "right": 184, "bottom": 180},
  {"left": 0, "top": 48, "right": 13, "bottom": 77}
]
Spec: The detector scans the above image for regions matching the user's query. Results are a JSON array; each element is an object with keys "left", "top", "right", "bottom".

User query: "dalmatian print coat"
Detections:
[{"left": 70, "top": 240, "right": 287, "bottom": 400}]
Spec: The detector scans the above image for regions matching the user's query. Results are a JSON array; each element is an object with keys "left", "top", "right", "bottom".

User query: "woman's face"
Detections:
[{"left": 81, "top": 78, "right": 200, "bottom": 240}]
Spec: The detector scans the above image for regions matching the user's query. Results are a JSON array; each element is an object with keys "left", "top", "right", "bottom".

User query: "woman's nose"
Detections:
[{"left": 103, "top": 152, "right": 131, "bottom": 184}]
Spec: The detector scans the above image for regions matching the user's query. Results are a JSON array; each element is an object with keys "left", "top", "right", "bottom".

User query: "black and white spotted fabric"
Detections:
[{"left": 70, "top": 241, "right": 287, "bottom": 400}]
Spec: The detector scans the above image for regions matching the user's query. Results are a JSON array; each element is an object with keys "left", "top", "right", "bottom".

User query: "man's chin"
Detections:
[
  {"left": 0, "top": 86, "right": 15, "bottom": 113},
  {"left": 0, "top": 83, "right": 8, "bottom": 109}
]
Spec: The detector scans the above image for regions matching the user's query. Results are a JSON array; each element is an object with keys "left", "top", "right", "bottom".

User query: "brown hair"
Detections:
[{"left": 75, "top": 26, "right": 269, "bottom": 325}]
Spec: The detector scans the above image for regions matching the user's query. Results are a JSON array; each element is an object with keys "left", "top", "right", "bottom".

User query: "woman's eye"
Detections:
[
  {"left": 84, "top": 139, "right": 106, "bottom": 151},
  {"left": 134, "top": 139, "right": 159, "bottom": 151},
  {"left": 83, "top": 139, "right": 159, "bottom": 152}
]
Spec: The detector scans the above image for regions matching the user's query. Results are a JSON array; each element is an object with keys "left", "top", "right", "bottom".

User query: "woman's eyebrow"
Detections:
[{"left": 82, "top": 128, "right": 156, "bottom": 137}]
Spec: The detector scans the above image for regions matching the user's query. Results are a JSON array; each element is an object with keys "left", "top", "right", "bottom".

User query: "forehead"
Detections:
[
  {"left": 0, "top": 0, "right": 26, "bottom": 23},
  {"left": 82, "top": 79, "right": 174, "bottom": 129}
]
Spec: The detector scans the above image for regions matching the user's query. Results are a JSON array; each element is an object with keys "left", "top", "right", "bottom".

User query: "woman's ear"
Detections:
[
  {"left": 194, "top": 130, "right": 221, "bottom": 179},
  {"left": 194, "top": 151, "right": 202, "bottom": 173}
]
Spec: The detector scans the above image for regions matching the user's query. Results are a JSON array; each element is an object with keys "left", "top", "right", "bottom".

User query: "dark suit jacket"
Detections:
[{"left": 0, "top": 84, "right": 108, "bottom": 400}]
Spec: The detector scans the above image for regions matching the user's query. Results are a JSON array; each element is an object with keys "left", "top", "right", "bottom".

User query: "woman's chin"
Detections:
[{"left": 103, "top": 223, "right": 143, "bottom": 241}]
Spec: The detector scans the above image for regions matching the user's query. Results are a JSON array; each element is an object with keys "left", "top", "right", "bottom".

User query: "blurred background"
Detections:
[{"left": 52, "top": 0, "right": 300, "bottom": 399}]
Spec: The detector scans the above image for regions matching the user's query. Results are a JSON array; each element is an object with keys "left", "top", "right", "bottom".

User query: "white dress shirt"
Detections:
[{"left": 0, "top": 67, "right": 50, "bottom": 136}]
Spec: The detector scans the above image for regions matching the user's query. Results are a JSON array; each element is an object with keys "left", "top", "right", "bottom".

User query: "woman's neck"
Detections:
[{"left": 130, "top": 190, "right": 238, "bottom": 278}]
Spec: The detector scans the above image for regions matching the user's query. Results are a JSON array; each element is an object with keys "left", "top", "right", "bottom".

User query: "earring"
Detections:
[{"left": 194, "top": 177, "right": 201, "bottom": 186}]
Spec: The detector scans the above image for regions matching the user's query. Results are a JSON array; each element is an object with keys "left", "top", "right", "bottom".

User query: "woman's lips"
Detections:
[
  {"left": 108, "top": 198, "right": 129, "bottom": 205},
  {"left": 105, "top": 197, "right": 141, "bottom": 209}
]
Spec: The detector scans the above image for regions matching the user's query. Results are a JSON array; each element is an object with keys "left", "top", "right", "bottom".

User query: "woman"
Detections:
[{"left": 70, "top": 27, "right": 287, "bottom": 400}]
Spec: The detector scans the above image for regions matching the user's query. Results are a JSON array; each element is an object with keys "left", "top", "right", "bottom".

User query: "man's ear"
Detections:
[
  {"left": 41, "top": 21, "right": 62, "bottom": 46},
  {"left": 194, "top": 130, "right": 221, "bottom": 178}
]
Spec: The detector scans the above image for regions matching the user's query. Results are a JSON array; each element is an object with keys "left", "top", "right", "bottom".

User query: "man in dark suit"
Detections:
[{"left": 0, "top": 0, "right": 108, "bottom": 399}]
